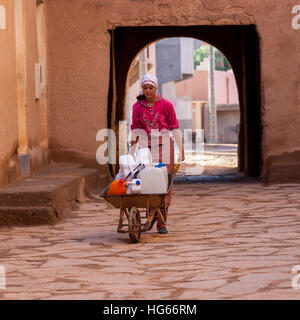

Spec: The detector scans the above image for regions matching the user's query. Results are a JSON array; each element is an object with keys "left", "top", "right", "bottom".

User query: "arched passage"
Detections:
[{"left": 108, "top": 25, "right": 262, "bottom": 177}]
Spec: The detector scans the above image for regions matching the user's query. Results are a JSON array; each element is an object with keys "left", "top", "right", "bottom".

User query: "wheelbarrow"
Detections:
[{"left": 100, "top": 163, "right": 180, "bottom": 243}]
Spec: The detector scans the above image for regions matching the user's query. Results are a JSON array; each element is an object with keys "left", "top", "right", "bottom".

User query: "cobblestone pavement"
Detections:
[
  {"left": 177, "top": 143, "right": 238, "bottom": 176},
  {"left": 1, "top": 181, "right": 300, "bottom": 300}
]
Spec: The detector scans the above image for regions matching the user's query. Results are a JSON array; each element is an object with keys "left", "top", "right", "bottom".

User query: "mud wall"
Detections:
[
  {"left": 0, "top": 0, "right": 46, "bottom": 187},
  {"left": 0, "top": 0, "right": 19, "bottom": 187},
  {"left": 46, "top": 0, "right": 300, "bottom": 182},
  {"left": 24, "top": 0, "right": 43, "bottom": 171}
]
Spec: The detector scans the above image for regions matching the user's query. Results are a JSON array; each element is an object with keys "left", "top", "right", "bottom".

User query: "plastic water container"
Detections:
[
  {"left": 126, "top": 179, "right": 142, "bottom": 194},
  {"left": 107, "top": 179, "right": 127, "bottom": 195},
  {"left": 137, "top": 163, "right": 168, "bottom": 194},
  {"left": 119, "top": 154, "right": 136, "bottom": 180},
  {"left": 135, "top": 148, "right": 152, "bottom": 166}
]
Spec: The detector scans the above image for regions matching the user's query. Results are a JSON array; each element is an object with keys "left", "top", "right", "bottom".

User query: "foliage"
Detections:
[{"left": 193, "top": 46, "right": 231, "bottom": 71}]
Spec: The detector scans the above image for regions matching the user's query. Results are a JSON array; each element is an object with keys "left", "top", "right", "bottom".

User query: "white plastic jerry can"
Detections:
[
  {"left": 127, "top": 179, "right": 142, "bottom": 194},
  {"left": 135, "top": 148, "right": 152, "bottom": 166},
  {"left": 119, "top": 154, "right": 136, "bottom": 180},
  {"left": 137, "top": 163, "right": 168, "bottom": 194}
]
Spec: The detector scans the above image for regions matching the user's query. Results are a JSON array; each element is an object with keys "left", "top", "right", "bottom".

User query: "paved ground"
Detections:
[
  {"left": 1, "top": 181, "right": 300, "bottom": 299},
  {"left": 177, "top": 143, "right": 238, "bottom": 176},
  {"left": 1, "top": 145, "right": 300, "bottom": 300}
]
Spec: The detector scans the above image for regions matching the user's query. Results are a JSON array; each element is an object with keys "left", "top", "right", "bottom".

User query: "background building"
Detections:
[
  {"left": 156, "top": 38, "right": 195, "bottom": 141},
  {"left": 0, "top": 0, "right": 299, "bottom": 188},
  {"left": 127, "top": 39, "right": 239, "bottom": 145},
  {"left": 176, "top": 58, "right": 239, "bottom": 143}
]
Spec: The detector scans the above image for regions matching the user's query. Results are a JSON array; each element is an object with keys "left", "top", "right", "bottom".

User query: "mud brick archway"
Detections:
[{"left": 108, "top": 25, "right": 262, "bottom": 177}]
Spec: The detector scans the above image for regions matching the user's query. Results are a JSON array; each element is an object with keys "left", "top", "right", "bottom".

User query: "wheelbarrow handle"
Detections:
[{"left": 172, "top": 163, "right": 181, "bottom": 177}]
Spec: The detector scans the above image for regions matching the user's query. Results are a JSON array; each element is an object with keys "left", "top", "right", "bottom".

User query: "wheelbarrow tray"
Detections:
[
  {"left": 100, "top": 166, "right": 180, "bottom": 243},
  {"left": 100, "top": 172, "right": 173, "bottom": 209}
]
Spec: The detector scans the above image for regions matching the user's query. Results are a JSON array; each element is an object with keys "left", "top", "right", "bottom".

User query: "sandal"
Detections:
[{"left": 157, "top": 226, "right": 168, "bottom": 234}]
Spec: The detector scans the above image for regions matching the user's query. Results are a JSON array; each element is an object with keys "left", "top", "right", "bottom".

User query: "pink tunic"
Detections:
[
  {"left": 130, "top": 96, "right": 179, "bottom": 228},
  {"left": 131, "top": 96, "right": 179, "bottom": 134}
]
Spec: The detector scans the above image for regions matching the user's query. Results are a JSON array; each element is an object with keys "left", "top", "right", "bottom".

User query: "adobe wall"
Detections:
[
  {"left": 46, "top": 0, "right": 111, "bottom": 171},
  {"left": 0, "top": 0, "right": 19, "bottom": 187},
  {"left": 24, "top": 0, "right": 44, "bottom": 171},
  {"left": 46, "top": 0, "right": 300, "bottom": 182},
  {"left": 0, "top": 0, "right": 46, "bottom": 187}
]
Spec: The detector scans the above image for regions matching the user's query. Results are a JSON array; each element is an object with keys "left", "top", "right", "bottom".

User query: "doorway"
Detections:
[{"left": 108, "top": 25, "right": 262, "bottom": 177}]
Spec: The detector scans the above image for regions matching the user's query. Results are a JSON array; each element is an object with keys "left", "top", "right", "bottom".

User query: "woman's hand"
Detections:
[
  {"left": 171, "top": 129, "right": 185, "bottom": 163},
  {"left": 177, "top": 147, "right": 185, "bottom": 163}
]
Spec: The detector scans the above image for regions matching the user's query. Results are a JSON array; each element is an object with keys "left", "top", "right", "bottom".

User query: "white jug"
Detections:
[
  {"left": 135, "top": 148, "right": 152, "bottom": 166},
  {"left": 137, "top": 163, "right": 168, "bottom": 194},
  {"left": 126, "top": 179, "right": 142, "bottom": 194},
  {"left": 119, "top": 154, "right": 136, "bottom": 180}
]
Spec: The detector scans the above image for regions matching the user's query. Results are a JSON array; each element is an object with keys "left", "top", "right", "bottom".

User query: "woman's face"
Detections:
[{"left": 142, "top": 84, "right": 157, "bottom": 101}]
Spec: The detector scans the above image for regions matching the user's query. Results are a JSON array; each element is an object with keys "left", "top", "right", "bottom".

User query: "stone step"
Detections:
[
  {"left": 0, "top": 164, "right": 111, "bottom": 227},
  {"left": 0, "top": 191, "right": 52, "bottom": 207},
  {"left": 0, "top": 206, "right": 58, "bottom": 226}
]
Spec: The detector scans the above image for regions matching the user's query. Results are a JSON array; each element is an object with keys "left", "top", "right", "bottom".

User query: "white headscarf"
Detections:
[{"left": 141, "top": 74, "right": 158, "bottom": 89}]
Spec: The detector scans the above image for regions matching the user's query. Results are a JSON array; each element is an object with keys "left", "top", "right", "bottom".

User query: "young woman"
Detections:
[{"left": 130, "top": 74, "right": 184, "bottom": 234}]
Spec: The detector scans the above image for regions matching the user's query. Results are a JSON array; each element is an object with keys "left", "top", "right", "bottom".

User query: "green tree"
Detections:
[{"left": 194, "top": 46, "right": 231, "bottom": 71}]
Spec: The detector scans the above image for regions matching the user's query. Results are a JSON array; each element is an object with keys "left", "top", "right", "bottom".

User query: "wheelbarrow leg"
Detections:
[
  {"left": 117, "top": 208, "right": 128, "bottom": 233},
  {"left": 156, "top": 207, "right": 166, "bottom": 226},
  {"left": 147, "top": 208, "right": 157, "bottom": 231}
]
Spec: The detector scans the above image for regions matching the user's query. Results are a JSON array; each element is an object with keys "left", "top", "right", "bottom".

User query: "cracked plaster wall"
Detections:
[
  {"left": 46, "top": 0, "right": 300, "bottom": 182},
  {"left": 0, "top": 0, "right": 19, "bottom": 187}
]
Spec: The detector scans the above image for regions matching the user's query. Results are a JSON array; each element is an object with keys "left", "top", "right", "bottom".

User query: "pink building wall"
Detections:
[
  {"left": 176, "top": 69, "right": 239, "bottom": 105},
  {"left": 215, "top": 70, "right": 239, "bottom": 104}
]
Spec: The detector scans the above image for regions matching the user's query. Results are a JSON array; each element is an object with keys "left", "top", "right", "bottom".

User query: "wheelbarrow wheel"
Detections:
[{"left": 128, "top": 207, "right": 141, "bottom": 243}]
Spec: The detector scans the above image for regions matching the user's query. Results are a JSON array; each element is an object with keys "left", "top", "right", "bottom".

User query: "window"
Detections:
[{"left": 0, "top": 5, "right": 6, "bottom": 30}]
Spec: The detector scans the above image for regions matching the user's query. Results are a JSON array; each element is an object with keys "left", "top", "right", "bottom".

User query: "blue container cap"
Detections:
[
  {"left": 135, "top": 180, "right": 141, "bottom": 185},
  {"left": 155, "top": 162, "right": 166, "bottom": 168}
]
